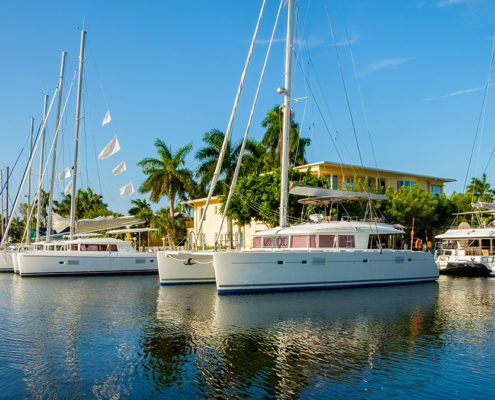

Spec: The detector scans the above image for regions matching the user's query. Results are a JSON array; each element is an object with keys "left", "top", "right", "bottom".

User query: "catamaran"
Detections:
[
  {"left": 212, "top": 0, "right": 439, "bottom": 294},
  {"left": 435, "top": 202, "right": 495, "bottom": 276}
]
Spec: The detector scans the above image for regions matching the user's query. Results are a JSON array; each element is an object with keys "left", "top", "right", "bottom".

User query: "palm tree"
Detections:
[
  {"left": 467, "top": 174, "right": 495, "bottom": 202},
  {"left": 261, "top": 105, "right": 310, "bottom": 168},
  {"left": 128, "top": 198, "right": 153, "bottom": 225},
  {"left": 53, "top": 188, "right": 113, "bottom": 219},
  {"left": 138, "top": 139, "right": 194, "bottom": 245}
]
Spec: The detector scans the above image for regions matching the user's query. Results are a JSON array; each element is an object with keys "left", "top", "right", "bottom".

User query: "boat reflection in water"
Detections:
[{"left": 149, "top": 282, "right": 440, "bottom": 398}]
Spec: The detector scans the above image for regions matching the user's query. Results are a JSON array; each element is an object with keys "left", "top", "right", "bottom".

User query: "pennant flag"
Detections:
[
  {"left": 64, "top": 180, "right": 72, "bottom": 196},
  {"left": 98, "top": 135, "right": 120, "bottom": 160},
  {"left": 102, "top": 110, "right": 112, "bottom": 126},
  {"left": 112, "top": 161, "right": 127, "bottom": 176},
  {"left": 58, "top": 167, "right": 71, "bottom": 180},
  {"left": 120, "top": 181, "right": 134, "bottom": 198}
]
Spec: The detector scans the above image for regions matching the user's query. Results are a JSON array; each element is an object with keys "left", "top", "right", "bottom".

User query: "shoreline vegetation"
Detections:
[{"left": 7, "top": 106, "right": 492, "bottom": 246}]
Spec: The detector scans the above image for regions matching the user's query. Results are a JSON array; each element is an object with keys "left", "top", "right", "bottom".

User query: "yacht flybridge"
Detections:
[{"left": 435, "top": 202, "right": 495, "bottom": 276}]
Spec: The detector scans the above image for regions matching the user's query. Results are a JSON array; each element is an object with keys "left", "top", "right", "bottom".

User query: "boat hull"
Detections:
[
  {"left": 18, "top": 251, "right": 158, "bottom": 276},
  {"left": 0, "top": 251, "right": 14, "bottom": 272},
  {"left": 213, "top": 250, "right": 439, "bottom": 294},
  {"left": 13, "top": 253, "right": 20, "bottom": 274},
  {"left": 439, "top": 262, "right": 492, "bottom": 277},
  {"left": 157, "top": 251, "right": 215, "bottom": 285}
]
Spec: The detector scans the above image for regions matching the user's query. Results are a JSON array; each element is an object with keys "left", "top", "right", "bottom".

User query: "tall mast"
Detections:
[
  {"left": 46, "top": 51, "right": 67, "bottom": 242},
  {"left": 0, "top": 169, "right": 3, "bottom": 240},
  {"left": 35, "top": 94, "right": 49, "bottom": 241},
  {"left": 69, "top": 30, "right": 86, "bottom": 240},
  {"left": 6, "top": 167, "right": 9, "bottom": 238},
  {"left": 26, "top": 117, "right": 34, "bottom": 244},
  {"left": 279, "top": 0, "right": 295, "bottom": 228}
]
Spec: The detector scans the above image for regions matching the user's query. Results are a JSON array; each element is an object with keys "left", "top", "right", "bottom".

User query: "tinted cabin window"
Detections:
[
  {"left": 275, "top": 237, "right": 288, "bottom": 248},
  {"left": 338, "top": 235, "right": 355, "bottom": 248},
  {"left": 290, "top": 235, "right": 317, "bottom": 248},
  {"left": 108, "top": 244, "right": 118, "bottom": 251},
  {"left": 263, "top": 237, "right": 273, "bottom": 248},
  {"left": 253, "top": 237, "right": 262, "bottom": 249},
  {"left": 70, "top": 244, "right": 78, "bottom": 251},
  {"left": 319, "top": 235, "right": 335, "bottom": 248},
  {"left": 481, "top": 239, "right": 491, "bottom": 249}
]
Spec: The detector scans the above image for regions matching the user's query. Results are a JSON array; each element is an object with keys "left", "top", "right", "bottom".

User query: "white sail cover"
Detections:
[
  {"left": 58, "top": 167, "right": 71, "bottom": 180},
  {"left": 112, "top": 161, "right": 127, "bottom": 176},
  {"left": 51, "top": 213, "right": 144, "bottom": 234},
  {"left": 64, "top": 180, "right": 72, "bottom": 196},
  {"left": 98, "top": 135, "right": 120, "bottom": 160},
  {"left": 120, "top": 181, "right": 134, "bottom": 198},
  {"left": 102, "top": 110, "right": 112, "bottom": 126}
]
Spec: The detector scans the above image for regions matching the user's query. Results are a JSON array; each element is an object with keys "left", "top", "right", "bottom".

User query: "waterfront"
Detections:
[{"left": 0, "top": 275, "right": 494, "bottom": 399}]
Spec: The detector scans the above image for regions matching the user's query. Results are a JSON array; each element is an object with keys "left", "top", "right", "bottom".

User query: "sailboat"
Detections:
[
  {"left": 10, "top": 30, "right": 157, "bottom": 276},
  {"left": 212, "top": 0, "right": 439, "bottom": 294}
]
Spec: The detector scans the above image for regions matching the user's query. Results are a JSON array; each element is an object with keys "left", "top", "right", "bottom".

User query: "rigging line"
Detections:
[
  {"left": 195, "top": 0, "right": 267, "bottom": 246},
  {"left": 483, "top": 147, "right": 495, "bottom": 175},
  {"left": 463, "top": 35, "right": 495, "bottom": 193},
  {"left": 215, "top": 0, "right": 283, "bottom": 246},
  {"left": 324, "top": 1, "right": 364, "bottom": 169},
  {"left": 345, "top": 27, "right": 381, "bottom": 186},
  {"left": 87, "top": 40, "right": 110, "bottom": 110}
]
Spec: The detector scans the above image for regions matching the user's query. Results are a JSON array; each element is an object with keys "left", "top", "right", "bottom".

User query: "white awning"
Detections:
[{"left": 289, "top": 183, "right": 388, "bottom": 204}]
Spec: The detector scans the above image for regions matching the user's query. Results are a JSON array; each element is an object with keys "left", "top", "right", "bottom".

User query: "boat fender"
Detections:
[{"left": 184, "top": 258, "right": 196, "bottom": 266}]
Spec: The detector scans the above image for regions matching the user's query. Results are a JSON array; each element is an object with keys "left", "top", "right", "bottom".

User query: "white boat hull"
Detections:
[
  {"left": 0, "top": 251, "right": 14, "bottom": 272},
  {"left": 18, "top": 251, "right": 158, "bottom": 276},
  {"left": 157, "top": 251, "right": 215, "bottom": 285},
  {"left": 436, "top": 254, "right": 495, "bottom": 275},
  {"left": 12, "top": 253, "right": 20, "bottom": 274},
  {"left": 213, "top": 249, "right": 439, "bottom": 294}
]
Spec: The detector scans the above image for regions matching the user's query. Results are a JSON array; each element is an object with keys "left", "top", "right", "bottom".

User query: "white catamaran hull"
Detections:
[
  {"left": 157, "top": 251, "right": 215, "bottom": 285},
  {"left": 18, "top": 251, "right": 158, "bottom": 276},
  {"left": 12, "top": 253, "right": 20, "bottom": 274},
  {"left": 213, "top": 250, "right": 439, "bottom": 294},
  {"left": 0, "top": 251, "right": 14, "bottom": 272}
]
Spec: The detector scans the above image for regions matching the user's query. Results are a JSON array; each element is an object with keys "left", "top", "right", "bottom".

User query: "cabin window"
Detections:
[
  {"left": 253, "top": 237, "right": 262, "bottom": 249},
  {"left": 70, "top": 244, "right": 78, "bottom": 251},
  {"left": 467, "top": 239, "right": 479, "bottom": 248},
  {"left": 481, "top": 239, "right": 490, "bottom": 249},
  {"left": 338, "top": 235, "right": 355, "bottom": 248},
  {"left": 290, "top": 235, "right": 316, "bottom": 248},
  {"left": 108, "top": 244, "right": 118, "bottom": 251},
  {"left": 263, "top": 237, "right": 273, "bottom": 248},
  {"left": 319, "top": 235, "right": 335, "bottom": 248},
  {"left": 275, "top": 236, "right": 288, "bottom": 248}
]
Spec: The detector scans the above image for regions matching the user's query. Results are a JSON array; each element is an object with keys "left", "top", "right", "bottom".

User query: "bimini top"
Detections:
[
  {"left": 254, "top": 220, "right": 403, "bottom": 237},
  {"left": 289, "top": 183, "right": 388, "bottom": 205},
  {"left": 107, "top": 228, "right": 158, "bottom": 234},
  {"left": 436, "top": 228, "right": 495, "bottom": 240}
]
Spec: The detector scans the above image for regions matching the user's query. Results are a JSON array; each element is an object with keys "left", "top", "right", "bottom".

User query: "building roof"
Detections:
[{"left": 294, "top": 161, "right": 456, "bottom": 183}]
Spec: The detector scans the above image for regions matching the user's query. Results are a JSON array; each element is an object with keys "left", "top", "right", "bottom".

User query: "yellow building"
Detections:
[
  {"left": 183, "top": 161, "right": 455, "bottom": 249},
  {"left": 294, "top": 161, "right": 454, "bottom": 197}
]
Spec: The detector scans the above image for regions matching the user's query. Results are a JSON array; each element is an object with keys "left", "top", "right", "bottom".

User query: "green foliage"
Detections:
[
  {"left": 466, "top": 173, "right": 494, "bottom": 202},
  {"left": 223, "top": 168, "right": 326, "bottom": 227},
  {"left": 150, "top": 207, "right": 187, "bottom": 245},
  {"left": 128, "top": 198, "right": 153, "bottom": 225},
  {"left": 53, "top": 188, "right": 117, "bottom": 219}
]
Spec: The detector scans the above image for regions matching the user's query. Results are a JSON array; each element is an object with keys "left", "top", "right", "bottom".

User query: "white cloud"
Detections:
[
  {"left": 437, "top": 0, "right": 475, "bottom": 7},
  {"left": 335, "top": 35, "right": 360, "bottom": 47},
  {"left": 257, "top": 34, "right": 324, "bottom": 48},
  {"left": 359, "top": 58, "right": 410, "bottom": 76},
  {"left": 423, "top": 83, "right": 495, "bottom": 101}
]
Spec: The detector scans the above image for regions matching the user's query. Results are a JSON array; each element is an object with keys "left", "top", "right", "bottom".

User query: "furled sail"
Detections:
[
  {"left": 98, "top": 135, "right": 120, "bottom": 160},
  {"left": 58, "top": 167, "right": 71, "bottom": 180},
  {"left": 112, "top": 161, "right": 127, "bottom": 176},
  {"left": 120, "top": 181, "right": 134, "bottom": 198},
  {"left": 102, "top": 110, "right": 112, "bottom": 126},
  {"left": 52, "top": 213, "right": 144, "bottom": 234}
]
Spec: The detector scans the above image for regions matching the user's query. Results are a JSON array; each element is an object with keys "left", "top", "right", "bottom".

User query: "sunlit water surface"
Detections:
[{"left": 1, "top": 274, "right": 495, "bottom": 399}]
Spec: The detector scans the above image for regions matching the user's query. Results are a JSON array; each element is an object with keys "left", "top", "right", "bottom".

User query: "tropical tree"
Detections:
[
  {"left": 150, "top": 207, "right": 187, "bottom": 248},
  {"left": 138, "top": 139, "right": 194, "bottom": 228},
  {"left": 53, "top": 188, "right": 116, "bottom": 219},
  {"left": 466, "top": 173, "right": 495, "bottom": 202},
  {"left": 128, "top": 198, "right": 153, "bottom": 225},
  {"left": 261, "top": 105, "right": 311, "bottom": 168}
]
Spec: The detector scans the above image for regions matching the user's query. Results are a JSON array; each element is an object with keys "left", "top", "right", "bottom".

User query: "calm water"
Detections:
[{"left": 1, "top": 274, "right": 494, "bottom": 399}]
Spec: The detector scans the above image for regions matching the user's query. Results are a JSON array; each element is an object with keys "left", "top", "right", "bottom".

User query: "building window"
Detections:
[
  {"left": 397, "top": 180, "right": 415, "bottom": 190},
  {"left": 345, "top": 177, "right": 354, "bottom": 190},
  {"left": 327, "top": 176, "right": 338, "bottom": 189},
  {"left": 431, "top": 185, "right": 442, "bottom": 198}
]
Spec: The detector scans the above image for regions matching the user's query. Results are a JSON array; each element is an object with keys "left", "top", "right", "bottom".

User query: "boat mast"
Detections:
[
  {"left": 26, "top": 117, "right": 34, "bottom": 244},
  {"left": 69, "top": 30, "right": 86, "bottom": 240},
  {"left": 46, "top": 51, "right": 67, "bottom": 242},
  {"left": 279, "top": 0, "right": 295, "bottom": 228},
  {"left": 35, "top": 94, "right": 49, "bottom": 241}
]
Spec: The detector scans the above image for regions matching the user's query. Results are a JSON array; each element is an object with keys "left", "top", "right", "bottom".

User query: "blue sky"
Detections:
[{"left": 1, "top": 0, "right": 495, "bottom": 214}]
